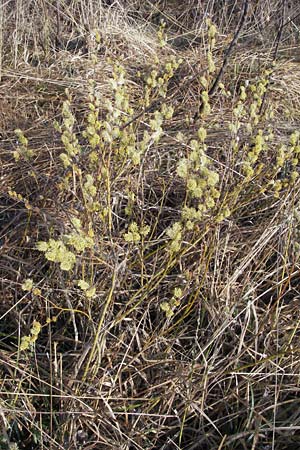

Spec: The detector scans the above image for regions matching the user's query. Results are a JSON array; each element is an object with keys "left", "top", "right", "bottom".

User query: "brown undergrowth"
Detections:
[{"left": 1, "top": 1, "right": 300, "bottom": 450}]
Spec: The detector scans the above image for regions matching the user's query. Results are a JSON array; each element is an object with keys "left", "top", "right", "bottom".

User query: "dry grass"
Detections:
[{"left": 1, "top": 1, "right": 300, "bottom": 450}]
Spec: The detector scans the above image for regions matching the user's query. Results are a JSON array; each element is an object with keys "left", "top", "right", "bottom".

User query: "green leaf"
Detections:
[
  {"left": 36, "top": 241, "right": 48, "bottom": 252},
  {"left": 77, "top": 280, "right": 90, "bottom": 291},
  {"left": 86, "top": 286, "right": 96, "bottom": 298},
  {"left": 21, "top": 279, "right": 33, "bottom": 292}
]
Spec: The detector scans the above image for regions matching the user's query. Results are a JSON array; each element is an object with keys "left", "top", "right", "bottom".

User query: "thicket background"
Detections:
[{"left": 1, "top": 1, "right": 300, "bottom": 449}]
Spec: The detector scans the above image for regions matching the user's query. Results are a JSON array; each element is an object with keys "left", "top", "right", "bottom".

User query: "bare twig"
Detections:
[
  {"left": 194, "top": 0, "right": 249, "bottom": 122},
  {"left": 259, "top": 0, "right": 287, "bottom": 115}
]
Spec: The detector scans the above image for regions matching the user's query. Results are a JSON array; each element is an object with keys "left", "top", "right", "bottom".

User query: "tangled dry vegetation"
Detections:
[{"left": 1, "top": 1, "right": 300, "bottom": 449}]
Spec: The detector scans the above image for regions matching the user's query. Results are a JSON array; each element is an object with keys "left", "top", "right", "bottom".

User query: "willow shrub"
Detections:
[{"left": 16, "top": 19, "right": 300, "bottom": 347}]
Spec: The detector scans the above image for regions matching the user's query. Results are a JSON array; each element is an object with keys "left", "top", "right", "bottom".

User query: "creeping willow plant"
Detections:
[
  {"left": 36, "top": 57, "right": 182, "bottom": 279},
  {"left": 13, "top": 128, "right": 34, "bottom": 161},
  {"left": 14, "top": 19, "right": 299, "bottom": 329},
  {"left": 20, "top": 320, "right": 42, "bottom": 351}
]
